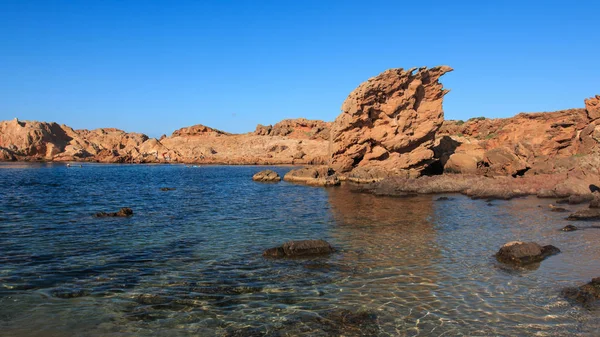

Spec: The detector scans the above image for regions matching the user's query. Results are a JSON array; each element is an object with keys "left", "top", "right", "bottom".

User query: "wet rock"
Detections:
[
  {"left": 94, "top": 207, "right": 133, "bottom": 218},
  {"left": 563, "top": 277, "right": 600, "bottom": 308},
  {"left": 487, "top": 202, "right": 494, "bottom": 206},
  {"left": 283, "top": 166, "right": 340, "bottom": 187},
  {"left": 252, "top": 169, "right": 281, "bottom": 182},
  {"left": 562, "top": 224, "right": 578, "bottom": 232},
  {"left": 435, "top": 196, "right": 453, "bottom": 201},
  {"left": 549, "top": 204, "right": 569, "bottom": 212},
  {"left": 495, "top": 241, "right": 560, "bottom": 265},
  {"left": 566, "top": 194, "right": 595, "bottom": 205},
  {"left": 567, "top": 209, "right": 600, "bottom": 221},
  {"left": 263, "top": 240, "right": 335, "bottom": 258},
  {"left": 160, "top": 187, "right": 176, "bottom": 191}
]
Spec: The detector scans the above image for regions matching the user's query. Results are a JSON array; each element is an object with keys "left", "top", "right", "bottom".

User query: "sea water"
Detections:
[{"left": 1, "top": 163, "right": 599, "bottom": 336}]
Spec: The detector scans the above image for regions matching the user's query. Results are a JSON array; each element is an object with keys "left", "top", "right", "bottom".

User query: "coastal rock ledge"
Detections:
[{"left": 252, "top": 170, "right": 281, "bottom": 182}]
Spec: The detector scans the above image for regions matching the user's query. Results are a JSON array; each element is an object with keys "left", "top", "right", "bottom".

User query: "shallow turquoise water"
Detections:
[{"left": 1, "top": 163, "right": 599, "bottom": 336}]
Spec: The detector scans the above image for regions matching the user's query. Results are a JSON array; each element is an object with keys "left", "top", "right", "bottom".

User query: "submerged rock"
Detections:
[
  {"left": 263, "top": 239, "right": 335, "bottom": 258},
  {"left": 563, "top": 277, "right": 600, "bottom": 308},
  {"left": 160, "top": 187, "right": 176, "bottom": 191},
  {"left": 562, "top": 224, "right": 578, "bottom": 232},
  {"left": 94, "top": 207, "right": 133, "bottom": 218},
  {"left": 567, "top": 209, "right": 600, "bottom": 221},
  {"left": 549, "top": 204, "right": 569, "bottom": 212},
  {"left": 495, "top": 241, "right": 560, "bottom": 265},
  {"left": 252, "top": 169, "right": 281, "bottom": 182},
  {"left": 318, "top": 308, "right": 380, "bottom": 336}
]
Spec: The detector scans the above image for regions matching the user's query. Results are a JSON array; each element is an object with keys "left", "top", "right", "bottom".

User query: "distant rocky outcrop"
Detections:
[
  {"left": 171, "top": 124, "right": 228, "bottom": 137},
  {"left": 329, "top": 66, "right": 453, "bottom": 181},
  {"left": 254, "top": 118, "right": 331, "bottom": 141}
]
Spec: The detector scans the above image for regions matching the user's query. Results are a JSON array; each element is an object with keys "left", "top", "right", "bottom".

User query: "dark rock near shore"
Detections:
[
  {"left": 94, "top": 207, "right": 133, "bottom": 218},
  {"left": 563, "top": 277, "right": 600, "bottom": 308},
  {"left": 549, "top": 204, "right": 569, "bottom": 212},
  {"left": 495, "top": 241, "right": 560, "bottom": 265},
  {"left": 263, "top": 239, "right": 335, "bottom": 258},
  {"left": 436, "top": 196, "right": 453, "bottom": 201},
  {"left": 252, "top": 169, "right": 281, "bottom": 182},
  {"left": 567, "top": 209, "right": 600, "bottom": 221},
  {"left": 562, "top": 224, "right": 578, "bottom": 232}
]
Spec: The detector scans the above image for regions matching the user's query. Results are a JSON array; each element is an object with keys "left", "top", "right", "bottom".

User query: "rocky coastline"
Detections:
[{"left": 2, "top": 66, "right": 599, "bottom": 202}]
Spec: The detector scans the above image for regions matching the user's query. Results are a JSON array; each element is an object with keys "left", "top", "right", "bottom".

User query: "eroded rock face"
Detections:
[
  {"left": 329, "top": 66, "right": 453, "bottom": 179},
  {"left": 585, "top": 95, "right": 600, "bottom": 120},
  {"left": 263, "top": 239, "right": 335, "bottom": 258},
  {"left": 254, "top": 118, "right": 331, "bottom": 141},
  {"left": 252, "top": 169, "right": 281, "bottom": 182}
]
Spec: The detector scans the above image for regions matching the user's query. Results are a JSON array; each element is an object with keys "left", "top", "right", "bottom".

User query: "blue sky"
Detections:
[{"left": 1, "top": 0, "right": 598, "bottom": 137}]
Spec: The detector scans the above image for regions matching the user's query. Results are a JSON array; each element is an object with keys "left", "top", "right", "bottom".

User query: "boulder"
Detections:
[
  {"left": 480, "top": 147, "right": 529, "bottom": 177},
  {"left": 283, "top": 166, "right": 340, "bottom": 186},
  {"left": 562, "top": 224, "right": 578, "bottom": 231},
  {"left": 567, "top": 209, "right": 600, "bottom": 221},
  {"left": 329, "top": 66, "right": 452, "bottom": 177},
  {"left": 444, "top": 153, "right": 479, "bottom": 174},
  {"left": 94, "top": 207, "right": 133, "bottom": 218},
  {"left": 263, "top": 239, "right": 335, "bottom": 258},
  {"left": 495, "top": 241, "right": 560, "bottom": 265},
  {"left": 563, "top": 277, "right": 600, "bottom": 308},
  {"left": 252, "top": 169, "right": 281, "bottom": 182}
]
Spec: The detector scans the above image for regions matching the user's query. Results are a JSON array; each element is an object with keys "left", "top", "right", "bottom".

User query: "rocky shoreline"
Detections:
[{"left": 2, "top": 65, "right": 599, "bottom": 201}]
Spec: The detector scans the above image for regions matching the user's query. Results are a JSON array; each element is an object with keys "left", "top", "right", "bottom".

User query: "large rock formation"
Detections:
[{"left": 329, "top": 66, "right": 453, "bottom": 181}]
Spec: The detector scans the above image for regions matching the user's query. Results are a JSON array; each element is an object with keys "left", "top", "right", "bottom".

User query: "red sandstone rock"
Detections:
[
  {"left": 329, "top": 66, "right": 453, "bottom": 180},
  {"left": 585, "top": 95, "right": 600, "bottom": 120},
  {"left": 254, "top": 118, "right": 330, "bottom": 141}
]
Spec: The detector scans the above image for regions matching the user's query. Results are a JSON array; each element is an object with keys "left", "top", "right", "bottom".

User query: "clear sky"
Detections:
[{"left": 1, "top": 0, "right": 598, "bottom": 137}]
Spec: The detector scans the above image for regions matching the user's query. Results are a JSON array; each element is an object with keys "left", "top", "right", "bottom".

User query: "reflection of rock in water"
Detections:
[{"left": 325, "top": 184, "right": 442, "bottom": 329}]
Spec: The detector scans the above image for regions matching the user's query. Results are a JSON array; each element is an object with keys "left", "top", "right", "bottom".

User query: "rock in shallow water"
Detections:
[
  {"left": 252, "top": 169, "right": 281, "bottom": 182},
  {"left": 495, "top": 241, "right": 560, "bottom": 265},
  {"left": 263, "top": 239, "right": 335, "bottom": 258},
  {"left": 562, "top": 224, "right": 578, "bottom": 232},
  {"left": 563, "top": 277, "right": 600, "bottom": 308},
  {"left": 283, "top": 166, "right": 339, "bottom": 186},
  {"left": 567, "top": 209, "right": 600, "bottom": 221},
  {"left": 94, "top": 207, "right": 133, "bottom": 218}
]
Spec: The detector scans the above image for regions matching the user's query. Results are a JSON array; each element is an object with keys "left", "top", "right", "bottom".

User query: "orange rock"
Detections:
[{"left": 330, "top": 66, "right": 453, "bottom": 179}]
